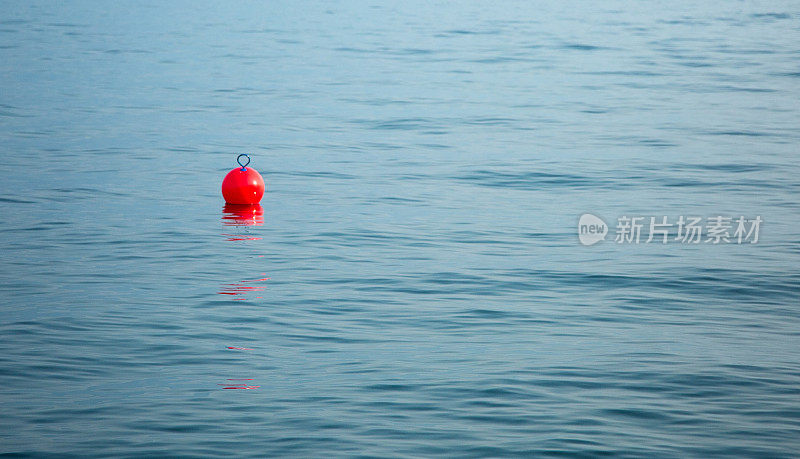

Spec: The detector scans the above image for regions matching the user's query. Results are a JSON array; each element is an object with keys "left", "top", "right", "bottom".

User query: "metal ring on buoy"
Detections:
[{"left": 237, "top": 154, "right": 251, "bottom": 171}]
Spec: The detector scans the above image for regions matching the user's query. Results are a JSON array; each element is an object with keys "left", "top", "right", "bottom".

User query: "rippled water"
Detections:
[{"left": 2, "top": 1, "right": 799, "bottom": 456}]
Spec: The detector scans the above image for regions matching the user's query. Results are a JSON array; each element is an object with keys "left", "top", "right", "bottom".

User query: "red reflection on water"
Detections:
[
  {"left": 218, "top": 284, "right": 267, "bottom": 295},
  {"left": 223, "top": 235, "right": 262, "bottom": 241},
  {"left": 218, "top": 277, "right": 270, "bottom": 297},
  {"left": 219, "top": 206, "right": 264, "bottom": 392},
  {"left": 222, "top": 204, "right": 264, "bottom": 226}
]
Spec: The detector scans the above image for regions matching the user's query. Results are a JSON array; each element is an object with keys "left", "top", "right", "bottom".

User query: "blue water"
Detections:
[{"left": 2, "top": 1, "right": 800, "bottom": 456}]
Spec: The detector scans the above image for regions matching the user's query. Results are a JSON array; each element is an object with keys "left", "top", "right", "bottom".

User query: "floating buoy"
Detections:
[{"left": 221, "top": 154, "right": 264, "bottom": 204}]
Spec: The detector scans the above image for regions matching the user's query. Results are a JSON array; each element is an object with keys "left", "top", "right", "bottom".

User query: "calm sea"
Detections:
[{"left": 1, "top": 1, "right": 799, "bottom": 457}]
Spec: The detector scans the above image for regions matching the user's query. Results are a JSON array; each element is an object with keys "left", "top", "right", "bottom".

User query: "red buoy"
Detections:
[{"left": 221, "top": 154, "right": 264, "bottom": 204}]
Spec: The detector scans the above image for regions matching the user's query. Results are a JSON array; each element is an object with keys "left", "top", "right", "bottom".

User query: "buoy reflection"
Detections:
[
  {"left": 222, "top": 204, "right": 264, "bottom": 226},
  {"left": 218, "top": 276, "right": 270, "bottom": 297}
]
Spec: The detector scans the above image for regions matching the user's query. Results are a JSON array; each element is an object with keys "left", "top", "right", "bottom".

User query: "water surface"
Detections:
[{"left": 1, "top": 1, "right": 799, "bottom": 456}]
